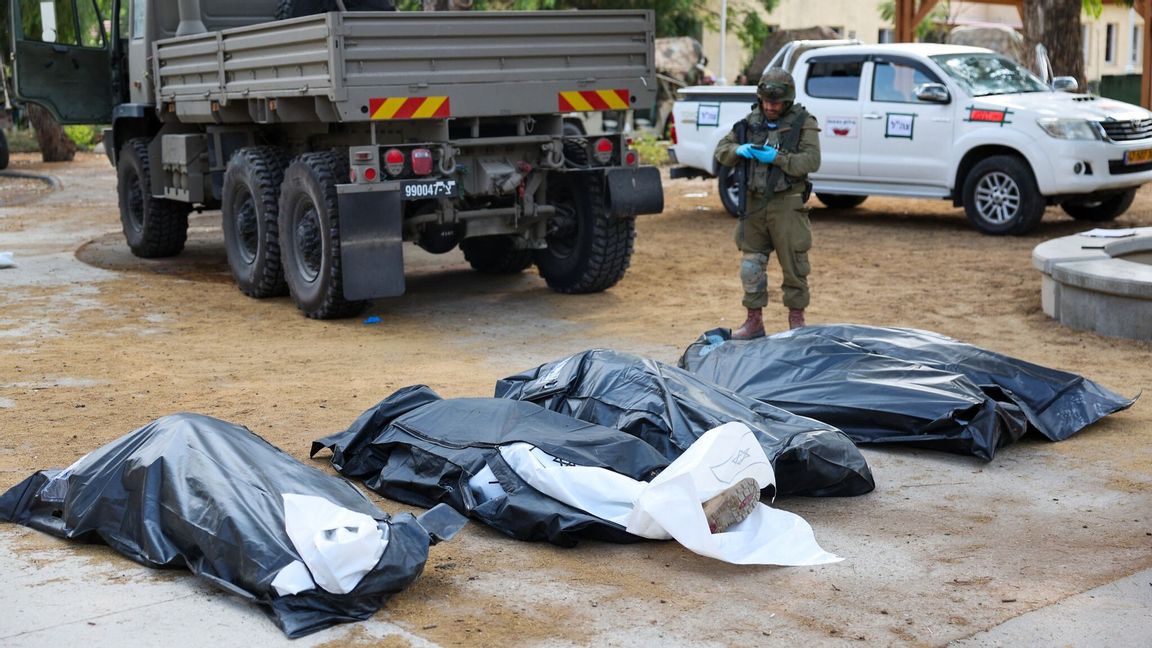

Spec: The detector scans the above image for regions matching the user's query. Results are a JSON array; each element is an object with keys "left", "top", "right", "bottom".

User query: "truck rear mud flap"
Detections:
[
  {"left": 606, "top": 166, "right": 664, "bottom": 217},
  {"left": 338, "top": 187, "right": 405, "bottom": 300}
]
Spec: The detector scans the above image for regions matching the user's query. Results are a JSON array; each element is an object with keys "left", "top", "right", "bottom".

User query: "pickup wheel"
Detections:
[
  {"left": 117, "top": 138, "right": 191, "bottom": 258},
  {"left": 536, "top": 146, "right": 635, "bottom": 293},
  {"left": 962, "top": 155, "right": 1045, "bottom": 235},
  {"left": 816, "top": 193, "right": 867, "bottom": 209},
  {"left": 0, "top": 130, "right": 9, "bottom": 170},
  {"left": 717, "top": 165, "right": 741, "bottom": 217},
  {"left": 222, "top": 146, "right": 290, "bottom": 298},
  {"left": 461, "top": 236, "right": 534, "bottom": 274},
  {"left": 278, "top": 152, "right": 366, "bottom": 319},
  {"left": 1060, "top": 188, "right": 1136, "bottom": 221}
]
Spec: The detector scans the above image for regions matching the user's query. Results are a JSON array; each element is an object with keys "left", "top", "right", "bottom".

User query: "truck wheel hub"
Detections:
[
  {"left": 235, "top": 198, "right": 258, "bottom": 262},
  {"left": 294, "top": 207, "right": 323, "bottom": 281}
]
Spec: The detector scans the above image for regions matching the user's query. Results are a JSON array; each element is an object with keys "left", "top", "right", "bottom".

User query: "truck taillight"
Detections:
[
  {"left": 350, "top": 146, "right": 380, "bottom": 184},
  {"left": 411, "top": 148, "right": 433, "bottom": 176},
  {"left": 383, "top": 148, "right": 405, "bottom": 176},
  {"left": 592, "top": 137, "right": 613, "bottom": 164},
  {"left": 625, "top": 150, "right": 638, "bottom": 167},
  {"left": 669, "top": 113, "right": 677, "bottom": 145}
]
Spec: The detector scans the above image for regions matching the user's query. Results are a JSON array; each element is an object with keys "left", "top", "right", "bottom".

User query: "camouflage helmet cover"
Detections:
[{"left": 757, "top": 67, "right": 796, "bottom": 103}]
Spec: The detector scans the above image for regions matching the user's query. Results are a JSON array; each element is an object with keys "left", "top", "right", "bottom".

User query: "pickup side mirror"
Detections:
[
  {"left": 914, "top": 83, "right": 950, "bottom": 104},
  {"left": 1052, "top": 76, "right": 1079, "bottom": 92}
]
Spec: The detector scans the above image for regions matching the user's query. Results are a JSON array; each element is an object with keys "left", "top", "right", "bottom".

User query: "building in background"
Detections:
[{"left": 701, "top": 0, "right": 1145, "bottom": 90}]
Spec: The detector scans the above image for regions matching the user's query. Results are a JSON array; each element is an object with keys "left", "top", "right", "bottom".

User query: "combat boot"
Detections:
[
  {"left": 731, "top": 308, "right": 765, "bottom": 340},
  {"left": 788, "top": 308, "right": 806, "bottom": 329},
  {"left": 702, "top": 477, "right": 760, "bottom": 534}
]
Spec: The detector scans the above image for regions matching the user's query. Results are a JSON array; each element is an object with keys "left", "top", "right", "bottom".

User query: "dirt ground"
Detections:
[{"left": 1, "top": 151, "right": 1150, "bottom": 646}]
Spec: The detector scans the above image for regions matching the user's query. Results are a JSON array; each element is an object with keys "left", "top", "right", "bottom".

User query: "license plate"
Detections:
[
  {"left": 401, "top": 179, "right": 458, "bottom": 200},
  {"left": 1124, "top": 147, "right": 1152, "bottom": 165}
]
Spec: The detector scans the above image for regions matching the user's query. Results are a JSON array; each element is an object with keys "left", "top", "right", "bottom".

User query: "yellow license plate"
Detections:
[{"left": 1124, "top": 147, "right": 1152, "bottom": 165}]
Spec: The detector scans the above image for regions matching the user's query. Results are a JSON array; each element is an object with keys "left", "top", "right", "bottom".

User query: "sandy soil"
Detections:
[{"left": 1, "top": 151, "right": 1150, "bottom": 646}]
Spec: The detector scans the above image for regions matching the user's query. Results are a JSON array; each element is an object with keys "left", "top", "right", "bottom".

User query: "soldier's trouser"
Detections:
[{"left": 734, "top": 191, "right": 812, "bottom": 310}]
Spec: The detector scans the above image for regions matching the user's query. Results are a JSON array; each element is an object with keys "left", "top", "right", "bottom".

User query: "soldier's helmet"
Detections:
[{"left": 757, "top": 68, "right": 796, "bottom": 105}]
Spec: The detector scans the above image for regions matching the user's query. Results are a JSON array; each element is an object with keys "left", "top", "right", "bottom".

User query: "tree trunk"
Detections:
[
  {"left": 27, "top": 103, "right": 76, "bottom": 163},
  {"left": 1020, "top": 0, "right": 1084, "bottom": 87}
]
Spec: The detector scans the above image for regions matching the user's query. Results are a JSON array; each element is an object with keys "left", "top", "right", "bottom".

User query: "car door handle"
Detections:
[
  {"left": 51, "top": 44, "right": 68, "bottom": 54},
  {"left": 864, "top": 113, "right": 883, "bottom": 120}
]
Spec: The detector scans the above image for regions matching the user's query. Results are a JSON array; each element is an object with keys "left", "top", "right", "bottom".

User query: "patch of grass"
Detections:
[
  {"left": 630, "top": 132, "right": 669, "bottom": 166},
  {"left": 2, "top": 123, "right": 106, "bottom": 154},
  {"left": 4, "top": 127, "right": 41, "bottom": 153}
]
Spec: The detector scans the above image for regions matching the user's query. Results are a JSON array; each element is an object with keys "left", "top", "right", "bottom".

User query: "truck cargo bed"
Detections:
[{"left": 154, "top": 10, "right": 657, "bottom": 123}]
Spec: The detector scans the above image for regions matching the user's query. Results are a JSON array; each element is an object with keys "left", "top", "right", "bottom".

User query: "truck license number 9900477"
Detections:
[{"left": 401, "top": 180, "right": 459, "bottom": 200}]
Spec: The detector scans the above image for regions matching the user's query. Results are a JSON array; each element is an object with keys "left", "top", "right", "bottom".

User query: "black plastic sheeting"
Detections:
[
  {"left": 495, "top": 349, "right": 874, "bottom": 497},
  {"left": 313, "top": 385, "right": 672, "bottom": 547},
  {"left": 680, "top": 325, "right": 1136, "bottom": 460},
  {"left": 0, "top": 413, "right": 459, "bottom": 638}
]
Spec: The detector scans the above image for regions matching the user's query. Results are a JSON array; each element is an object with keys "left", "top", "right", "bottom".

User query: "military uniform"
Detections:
[{"left": 714, "top": 73, "right": 820, "bottom": 335}]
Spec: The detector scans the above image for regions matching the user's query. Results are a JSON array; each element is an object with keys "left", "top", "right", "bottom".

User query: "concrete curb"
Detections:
[
  {"left": 0, "top": 169, "right": 64, "bottom": 190},
  {"left": 1032, "top": 226, "right": 1152, "bottom": 340}
]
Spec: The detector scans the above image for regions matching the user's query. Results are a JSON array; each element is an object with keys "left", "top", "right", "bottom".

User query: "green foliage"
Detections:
[
  {"left": 630, "top": 132, "right": 668, "bottom": 166},
  {"left": 398, "top": 0, "right": 777, "bottom": 42},
  {"left": 1083, "top": 1, "right": 1135, "bottom": 19},
  {"left": 64, "top": 124, "right": 101, "bottom": 150},
  {"left": 735, "top": 9, "right": 772, "bottom": 55}
]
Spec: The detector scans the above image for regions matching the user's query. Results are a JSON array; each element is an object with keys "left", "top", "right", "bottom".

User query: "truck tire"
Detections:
[
  {"left": 461, "top": 236, "right": 534, "bottom": 274},
  {"left": 816, "top": 193, "right": 867, "bottom": 209},
  {"left": 1060, "top": 188, "right": 1136, "bottom": 222},
  {"left": 536, "top": 154, "right": 635, "bottom": 293},
  {"left": 222, "top": 146, "right": 291, "bottom": 298},
  {"left": 278, "top": 152, "right": 366, "bottom": 319},
  {"left": 117, "top": 138, "right": 191, "bottom": 258},
  {"left": 0, "top": 130, "right": 9, "bottom": 170},
  {"left": 717, "top": 165, "right": 740, "bottom": 217},
  {"left": 961, "top": 155, "right": 1046, "bottom": 235}
]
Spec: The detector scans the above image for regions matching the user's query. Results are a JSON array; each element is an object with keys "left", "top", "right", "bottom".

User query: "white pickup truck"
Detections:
[{"left": 668, "top": 42, "right": 1152, "bottom": 235}]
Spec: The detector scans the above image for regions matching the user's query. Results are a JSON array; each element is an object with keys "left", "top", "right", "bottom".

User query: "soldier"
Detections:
[{"left": 714, "top": 68, "right": 821, "bottom": 337}]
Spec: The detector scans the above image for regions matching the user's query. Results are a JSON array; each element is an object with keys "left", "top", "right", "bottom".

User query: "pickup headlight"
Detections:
[{"left": 1036, "top": 118, "right": 1103, "bottom": 140}]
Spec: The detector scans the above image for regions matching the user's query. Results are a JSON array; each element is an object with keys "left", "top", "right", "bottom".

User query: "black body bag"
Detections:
[
  {"left": 313, "top": 385, "right": 671, "bottom": 547},
  {"left": 495, "top": 349, "right": 874, "bottom": 497},
  {"left": 0, "top": 413, "right": 461, "bottom": 638}
]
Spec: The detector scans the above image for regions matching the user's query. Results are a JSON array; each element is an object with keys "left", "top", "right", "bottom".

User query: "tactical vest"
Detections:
[{"left": 736, "top": 104, "right": 810, "bottom": 194}]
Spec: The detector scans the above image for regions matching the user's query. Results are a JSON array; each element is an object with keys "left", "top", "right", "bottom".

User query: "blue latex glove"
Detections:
[
  {"left": 735, "top": 143, "right": 755, "bottom": 159},
  {"left": 749, "top": 145, "right": 778, "bottom": 164}
]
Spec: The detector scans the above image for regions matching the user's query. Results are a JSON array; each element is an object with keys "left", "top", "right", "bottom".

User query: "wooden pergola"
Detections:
[{"left": 894, "top": 0, "right": 1152, "bottom": 107}]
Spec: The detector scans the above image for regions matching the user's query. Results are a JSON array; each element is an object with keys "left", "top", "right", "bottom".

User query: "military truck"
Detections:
[{"left": 5, "top": 0, "right": 662, "bottom": 318}]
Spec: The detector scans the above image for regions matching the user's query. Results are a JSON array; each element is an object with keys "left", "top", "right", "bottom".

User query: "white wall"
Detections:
[{"left": 1085, "top": 5, "right": 1145, "bottom": 81}]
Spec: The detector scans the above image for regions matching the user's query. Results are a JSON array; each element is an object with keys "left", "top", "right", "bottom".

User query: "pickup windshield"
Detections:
[{"left": 929, "top": 53, "right": 1049, "bottom": 96}]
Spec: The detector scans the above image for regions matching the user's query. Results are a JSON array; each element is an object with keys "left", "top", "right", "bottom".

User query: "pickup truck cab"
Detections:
[{"left": 669, "top": 42, "right": 1152, "bottom": 234}]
